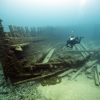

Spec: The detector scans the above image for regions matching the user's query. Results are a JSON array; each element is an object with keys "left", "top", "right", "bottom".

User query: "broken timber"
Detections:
[
  {"left": 75, "top": 44, "right": 87, "bottom": 58},
  {"left": 11, "top": 52, "right": 92, "bottom": 85},
  {"left": 42, "top": 48, "right": 55, "bottom": 63},
  {"left": 11, "top": 43, "right": 29, "bottom": 51},
  {"left": 58, "top": 69, "right": 74, "bottom": 77},
  {"left": 66, "top": 50, "right": 100, "bottom": 52},
  {"left": 70, "top": 60, "right": 98, "bottom": 80},
  {"left": 80, "top": 42, "right": 89, "bottom": 56},
  {"left": 94, "top": 70, "right": 99, "bottom": 86},
  {"left": 14, "top": 68, "right": 68, "bottom": 85},
  {"left": 96, "top": 64, "right": 100, "bottom": 84}
]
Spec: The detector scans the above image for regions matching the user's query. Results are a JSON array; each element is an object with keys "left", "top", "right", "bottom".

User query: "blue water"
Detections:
[{"left": 0, "top": 0, "right": 100, "bottom": 39}]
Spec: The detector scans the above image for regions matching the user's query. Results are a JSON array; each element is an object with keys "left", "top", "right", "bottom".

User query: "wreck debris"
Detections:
[
  {"left": 96, "top": 64, "right": 100, "bottom": 84},
  {"left": 85, "top": 63, "right": 96, "bottom": 74},
  {"left": 25, "top": 27, "right": 30, "bottom": 37},
  {"left": 11, "top": 43, "right": 29, "bottom": 51},
  {"left": 58, "top": 69, "right": 75, "bottom": 77},
  {"left": 75, "top": 44, "right": 87, "bottom": 58},
  {"left": 14, "top": 68, "right": 67, "bottom": 85},
  {"left": 8, "top": 25, "right": 16, "bottom": 37},
  {"left": 1, "top": 18, "right": 100, "bottom": 87},
  {"left": 70, "top": 64, "right": 86, "bottom": 80},
  {"left": 12, "top": 53, "right": 92, "bottom": 85},
  {"left": 94, "top": 70, "right": 99, "bottom": 86},
  {"left": 0, "top": 19, "right": 4, "bottom": 37},
  {"left": 66, "top": 50, "right": 100, "bottom": 52},
  {"left": 80, "top": 42, "right": 89, "bottom": 56},
  {"left": 42, "top": 48, "right": 55, "bottom": 63},
  {"left": 70, "top": 60, "right": 98, "bottom": 80},
  {"left": 86, "top": 65, "right": 94, "bottom": 74}
]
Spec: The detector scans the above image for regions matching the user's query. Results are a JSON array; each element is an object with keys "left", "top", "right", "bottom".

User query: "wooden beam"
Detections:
[
  {"left": 65, "top": 50, "right": 100, "bottom": 52},
  {"left": 78, "top": 44, "right": 88, "bottom": 56},
  {"left": 70, "top": 65, "right": 85, "bottom": 80},
  {"left": 34, "top": 62, "right": 61, "bottom": 66},
  {"left": 11, "top": 43, "right": 29, "bottom": 51},
  {"left": 42, "top": 48, "right": 55, "bottom": 63},
  {"left": 75, "top": 44, "right": 87, "bottom": 58},
  {"left": 14, "top": 68, "right": 68, "bottom": 85},
  {"left": 81, "top": 42, "right": 89, "bottom": 50},
  {"left": 58, "top": 69, "right": 74, "bottom": 77},
  {"left": 11, "top": 43, "right": 29, "bottom": 48},
  {"left": 80, "top": 42, "right": 89, "bottom": 55},
  {"left": 94, "top": 70, "right": 99, "bottom": 86},
  {"left": 96, "top": 64, "right": 100, "bottom": 84},
  {"left": 70, "top": 60, "right": 98, "bottom": 80}
]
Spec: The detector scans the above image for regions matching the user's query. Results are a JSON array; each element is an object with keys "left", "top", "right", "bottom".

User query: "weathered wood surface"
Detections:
[
  {"left": 85, "top": 60, "right": 97, "bottom": 79},
  {"left": 78, "top": 44, "right": 88, "bottom": 56},
  {"left": 13, "top": 52, "right": 93, "bottom": 85},
  {"left": 11, "top": 43, "right": 29, "bottom": 51},
  {"left": 58, "top": 69, "right": 74, "bottom": 77},
  {"left": 85, "top": 60, "right": 98, "bottom": 68},
  {"left": 14, "top": 68, "right": 68, "bottom": 85},
  {"left": 70, "top": 60, "right": 98, "bottom": 80},
  {"left": 80, "top": 42, "right": 89, "bottom": 55},
  {"left": 86, "top": 65, "right": 95, "bottom": 74},
  {"left": 11, "top": 43, "right": 29, "bottom": 48},
  {"left": 34, "top": 62, "right": 61, "bottom": 66},
  {"left": 42, "top": 48, "right": 55, "bottom": 63},
  {"left": 94, "top": 70, "right": 99, "bottom": 86},
  {"left": 96, "top": 64, "right": 100, "bottom": 84},
  {"left": 75, "top": 44, "right": 87, "bottom": 58},
  {"left": 70, "top": 65, "right": 85, "bottom": 80},
  {"left": 66, "top": 50, "right": 100, "bottom": 52},
  {"left": 81, "top": 42, "right": 89, "bottom": 50}
]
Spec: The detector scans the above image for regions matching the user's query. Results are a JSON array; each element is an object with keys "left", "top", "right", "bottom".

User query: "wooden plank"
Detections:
[
  {"left": 81, "top": 42, "right": 89, "bottom": 50},
  {"left": 96, "top": 64, "right": 100, "bottom": 84},
  {"left": 94, "top": 70, "right": 99, "bottom": 86},
  {"left": 58, "top": 69, "right": 74, "bottom": 77},
  {"left": 86, "top": 65, "right": 95, "bottom": 74},
  {"left": 34, "top": 62, "right": 61, "bottom": 66},
  {"left": 66, "top": 50, "right": 100, "bottom": 52},
  {"left": 14, "top": 68, "right": 68, "bottom": 85},
  {"left": 78, "top": 44, "right": 88, "bottom": 56},
  {"left": 70, "top": 65, "right": 85, "bottom": 80},
  {"left": 81, "top": 42, "right": 89, "bottom": 55},
  {"left": 70, "top": 60, "right": 98, "bottom": 80},
  {"left": 11, "top": 43, "right": 29, "bottom": 47},
  {"left": 85, "top": 60, "right": 98, "bottom": 68},
  {"left": 42, "top": 48, "right": 55, "bottom": 63},
  {"left": 75, "top": 44, "right": 87, "bottom": 58}
]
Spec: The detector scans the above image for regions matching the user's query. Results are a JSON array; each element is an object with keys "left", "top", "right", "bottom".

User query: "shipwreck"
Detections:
[{"left": 0, "top": 19, "right": 100, "bottom": 86}]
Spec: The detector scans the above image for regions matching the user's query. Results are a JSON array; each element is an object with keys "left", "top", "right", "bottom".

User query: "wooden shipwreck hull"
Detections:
[{"left": 0, "top": 19, "right": 93, "bottom": 85}]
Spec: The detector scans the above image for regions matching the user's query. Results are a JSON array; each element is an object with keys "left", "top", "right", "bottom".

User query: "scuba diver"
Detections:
[{"left": 66, "top": 36, "right": 84, "bottom": 48}]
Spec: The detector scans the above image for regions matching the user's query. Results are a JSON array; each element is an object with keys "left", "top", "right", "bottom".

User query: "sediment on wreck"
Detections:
[
  {"left": 0, "top": 19, "right": 25, "bottom": 81},
  {"left": 0, "top": 19, "right": 94, "bottom": 85}
]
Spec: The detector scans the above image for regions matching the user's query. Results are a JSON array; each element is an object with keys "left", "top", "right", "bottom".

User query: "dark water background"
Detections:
[{"left": 0, "top": 0, "right": 100, "bottom": 40}]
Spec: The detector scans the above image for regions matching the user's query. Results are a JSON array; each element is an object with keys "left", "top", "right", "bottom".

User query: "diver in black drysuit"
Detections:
[{"left": 66, "top": 36, "right": 84, "bottom": 48}]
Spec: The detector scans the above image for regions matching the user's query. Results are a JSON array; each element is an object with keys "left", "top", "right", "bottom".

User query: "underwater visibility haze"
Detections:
[
  {"left": 0, "top": 0, "right": 100, "bottom": 35},
  {"left": 1, "top": 0, "right": 100, "bottom": 100}
]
